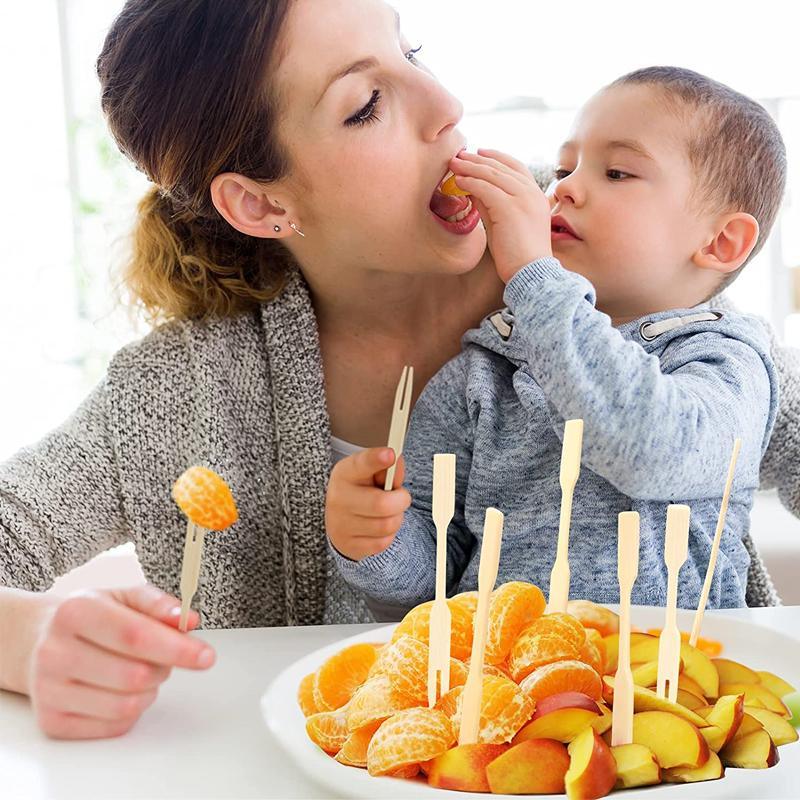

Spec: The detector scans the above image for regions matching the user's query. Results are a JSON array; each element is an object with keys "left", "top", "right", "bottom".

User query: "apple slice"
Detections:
[
  {"left": 630, "top": 636, "right": 718, "bottom": 700},
  {"left": 514, "top": 694, "right": 600, "bottom": 745},
  {"left": 631, "top": 711, "right": 709, "bottom": 769},
  {"left": 726, "top": 711, "right": 766, "bottom": 741},
  {"left": 611, "top": 743, "right": 661, "bottom": 789},
  {"left": 565, "top": 727, "right": 617, "bottom": 800},
  {"left": 601, "top": 632, "right": 653, "bottom": 674},
  {"left": 712, "top": 658, "right": 760, "bottom": 685},
  {"left": 663, "top": 749, "right": 724, "bottom": 783},
  {"left": 719, "top": 683, "right": 791, "bottom": 717},
  {"left": 427, "top": 743, "right": 509, "bottom": 792},
  {"left": 720, "top": 729, "right": 779, "bottom": 769},
  {"left": 485, "top": 738, "right": 570, "bottom": 794},
  {"left": 697, "top": 694, "right": 744, "bottom": 751},
  {"left": 602, "top": 676, "right": 709, "bottom": 728},
  {"left": 591, "top": 702, "right": 613, "bottom": 735},
  {"left": 675, "top": 689, "right": 708, "bottom": 711},
  {"left": 744, "top": 706, "right": 799, "bottom": 746},
  {"left": 756, "top": 670, "right": 796, "bottom": 698}
]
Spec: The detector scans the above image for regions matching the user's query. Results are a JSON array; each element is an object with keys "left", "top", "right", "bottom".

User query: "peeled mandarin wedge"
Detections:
[
  {"left": 171, "top": 465, "right": 238, "bottom": 530},
  {"left": 372, "top": 635, "right": 467, "bottom": 704},
  {"left": 567, "top": 599, "right": 620, "bottom": 637},
  {"left": 297, "top": 671, "right": 318, "bottom": 717},
  {"left": 433, "top": 674, "right": 535, "bottom": 744},
  {"left": 485, "top": 581, "right": 546, "bottom": 665},
  {"left": 335, "top": 720, "right": 383, "bottom": 767},
  {"left": 450, "top": 590, "right": 479, "bottom": 616},
  {"left": 366, "top": 707, "right": 456, "bottom": 777},
  {"left": 392, "top": 599, "right": 474, "bottom": 661},
  {"left": 508, "top": 631, "right": 581, "bottom": 683},
  {"left": 312, "top": 642, "right": 379, "bottom": 712},
  {"left": 346, "top": 674, "right": 419, "bottom": 732},
  {"left": 440, "top": 171, "right": 470, "bottom": 197},
  {"left": 519, "top": 659, "right": 603, "bottom": 703},
  {"left": 306, "top": 704, "right": 350, "bottom": 753}
]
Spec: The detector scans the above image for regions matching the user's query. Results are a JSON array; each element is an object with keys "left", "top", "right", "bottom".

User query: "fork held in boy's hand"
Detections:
[
  {"left": 448, "top": 148, "right": 553, "bottom": 283},
  {"left": 325, "top": 447, "right": 412, "bottom": 561}
]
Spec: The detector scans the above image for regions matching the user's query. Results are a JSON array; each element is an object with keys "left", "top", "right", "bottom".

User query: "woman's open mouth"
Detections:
[{"left": 429, "top": 183, "right": 480, "bottom": 235}]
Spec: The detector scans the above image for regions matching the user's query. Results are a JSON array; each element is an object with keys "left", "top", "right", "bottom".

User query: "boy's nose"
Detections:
[{"left": 553, "top": 174, "right": 584, "bottom": 207}]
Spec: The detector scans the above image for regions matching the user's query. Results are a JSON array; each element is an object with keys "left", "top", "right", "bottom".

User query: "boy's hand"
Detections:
[
  {"left": 325, "top": 448, "right": 411, "bottom": 561},
  {"left": 449, "top": 149, "right": 552, "bottom": 283}
]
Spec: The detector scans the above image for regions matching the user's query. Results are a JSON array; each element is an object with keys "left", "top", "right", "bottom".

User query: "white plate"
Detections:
[{"left": 261, "top": 607, "right": 800, "bottom": 799}]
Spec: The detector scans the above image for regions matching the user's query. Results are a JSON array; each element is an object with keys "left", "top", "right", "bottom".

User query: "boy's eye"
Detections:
[
  {"left": 553, "top": 168, "right": 572, "bottom": 180},
  {"left": 607, "top": 169, "right": 632, "bottom": 180}
]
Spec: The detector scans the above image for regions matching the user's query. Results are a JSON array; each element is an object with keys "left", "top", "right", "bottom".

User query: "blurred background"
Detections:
[{"left": 1, "top": 0, "right": 799, "bottom": 601}]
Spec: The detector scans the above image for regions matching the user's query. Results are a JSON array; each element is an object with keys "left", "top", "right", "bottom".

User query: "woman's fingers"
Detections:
[
  {"left": 50, "top": 590, "right": 215, "bottom": 670},
  {"left": 38, "top": 635, "right": 171, "bottom": 693},
  {"left": 34, "top": 678, "right": 158, "bottom": 722},
  {"left": 35, "top": 709, "right": 138, "bottom": 741}
]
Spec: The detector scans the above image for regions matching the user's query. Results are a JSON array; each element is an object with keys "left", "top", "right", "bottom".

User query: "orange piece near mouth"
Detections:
[
  {"left": 440, "top": 172, "right": 470, "bottom": 197},
  {"left": 171, "top": 465, "right": 239, "bottom": 530}
]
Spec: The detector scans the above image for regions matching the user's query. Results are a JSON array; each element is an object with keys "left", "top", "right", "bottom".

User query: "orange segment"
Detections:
[
  {"left": 485, "top": 581, "right": 546, "bottom": 665},
  {"left": 440, "top": 172, "right": 471, "bottom": 197},
  {"left": 313, "top": 643, "right": 379, "bottom": 712},
  {"left": 334, "top": 721, "right": 383, "bottom": 767},
  {"left": 297, "top": 671, "right": 318, "bottom": 717},
  {"left": 567, "top": 599, "right": 620, "bottom": 637},
  {"left": 579, "top": 634, "right": 604, "bottom": 675},
  {"left": 366, "top": 707, "right": 455, "bottom": 777},
  {"left": 306, "top": 704, "right": 350, "bottom": 753},
  {"left": 450, "top": 590, "right": 478, "bottom": 616},
  {"left": 346, "top": 674, "right": 419, "bottom": 732},
  {"left": 508, "top": 632, "right": 581, "bottom": 683},
  {"left": 171, "top": 465, "right": 238, "bottom": 530},
  {"left": 433, "top": 674, "right": 535, "bottom": 744},
  {"left": 371, "top": 635, "right": 467, "bottom": 704},
  {"left": 392, "top": 599, "right": 474, "bottom": 660},
  {"left": 519, "top": 659, "right": 602, "bottom": 703}
]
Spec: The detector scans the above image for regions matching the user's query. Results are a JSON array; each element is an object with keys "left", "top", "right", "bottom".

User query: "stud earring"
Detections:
[
  {"left": 273, "top": 225, "right": 281, "bottom": 232},
  {"left": 289, "top": 221, "right": 306, "bottom": 238}
]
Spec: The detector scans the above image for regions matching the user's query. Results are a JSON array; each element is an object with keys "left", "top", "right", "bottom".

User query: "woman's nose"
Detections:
[{"left": 419, "top": 76, "right": 464, "bottom": 143}]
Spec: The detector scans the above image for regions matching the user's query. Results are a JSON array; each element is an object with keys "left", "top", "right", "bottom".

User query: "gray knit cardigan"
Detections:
[{"left": 0, "top": 270, "right": 795, "bottom": 625}]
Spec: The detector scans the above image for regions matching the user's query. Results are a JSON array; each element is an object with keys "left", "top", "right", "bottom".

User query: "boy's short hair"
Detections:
[{"left": 609, "top": 66, "right": 787, "bottom": 288}]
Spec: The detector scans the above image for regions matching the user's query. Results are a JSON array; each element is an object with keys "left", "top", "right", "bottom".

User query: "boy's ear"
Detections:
[{"left": 692, "top": 212, "right": 760, "bottom": 275}]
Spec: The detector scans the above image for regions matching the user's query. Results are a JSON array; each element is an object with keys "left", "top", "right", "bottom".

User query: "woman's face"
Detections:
[{"left": 273, "top": 0, "right": 486, "bottom": 277}]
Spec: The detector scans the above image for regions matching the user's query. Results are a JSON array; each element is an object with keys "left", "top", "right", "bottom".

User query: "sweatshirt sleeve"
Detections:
[
  {"left": 330, "top": 353, "right": 476, "bottom": 607},
  {"left": 0, "top": 378, "right": 129, "bottom": 591},
  {"left": 503, "top": 258, "right": 776, "bottom": 501}
]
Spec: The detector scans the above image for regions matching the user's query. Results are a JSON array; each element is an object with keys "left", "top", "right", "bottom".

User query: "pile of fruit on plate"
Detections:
[{"left": 297, "top": 582, "right": 798, "bottom": 797}]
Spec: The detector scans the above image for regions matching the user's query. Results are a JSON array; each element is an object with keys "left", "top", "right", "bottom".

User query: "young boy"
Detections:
[{"left": 325, "top": 67, "right": 786, "bottom": 611}]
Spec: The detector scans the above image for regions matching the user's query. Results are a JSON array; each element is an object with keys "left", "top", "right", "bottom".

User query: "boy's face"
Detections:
[{"left": 550, "top": 84, "right": 719, "bottom": 321}]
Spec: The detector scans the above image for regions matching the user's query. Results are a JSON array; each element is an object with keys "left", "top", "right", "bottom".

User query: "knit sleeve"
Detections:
[
  {"left": 0, "top": 378, "right": 129, "bottom": 591},
  {"left": 759, "top": 338, "right": 800, "bottom": 513}
]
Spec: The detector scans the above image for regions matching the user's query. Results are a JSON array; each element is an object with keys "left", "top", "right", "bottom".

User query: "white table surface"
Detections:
[{"left": 2, "top": 607, "right": 799, "bottom": 800}]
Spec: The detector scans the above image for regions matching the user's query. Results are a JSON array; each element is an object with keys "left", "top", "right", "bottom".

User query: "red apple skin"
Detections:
[
  {"left": 533, "top": 692, "right": 602, "bottom": 720},
  {"left": 486, "top": 739, "right": 571, "bottom": 794},
  {"left": 427, "top": 743, "right": 509, "bottom": 792}
]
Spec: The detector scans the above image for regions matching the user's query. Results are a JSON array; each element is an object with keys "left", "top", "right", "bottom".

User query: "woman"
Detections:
[{"left": 0, "top": 0, "right": 796, "bottom": 740}]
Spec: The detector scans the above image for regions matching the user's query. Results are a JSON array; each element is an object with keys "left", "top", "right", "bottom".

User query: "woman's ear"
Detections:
[
  {"left": 692, "top": 212, "right": 760, "bottom": 275},
  {"left": 210, "top": 172, "right": 292, "bottom": 239}
]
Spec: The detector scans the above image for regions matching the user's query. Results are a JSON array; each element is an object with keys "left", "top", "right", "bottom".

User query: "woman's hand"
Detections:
[
  {"left": 448, "top": 149, "right": 553, "bottom": 283},
  {"left": 27, "top": 584, "right": 215, "bottom": 739},
  {"left": 325, "top": 447, "right": 411, "bottom": 561}
]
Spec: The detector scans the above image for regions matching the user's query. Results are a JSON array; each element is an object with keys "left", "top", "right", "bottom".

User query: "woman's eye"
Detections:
[
  {"left": 553, "top": 168, "right": 572, "bottom": 180},
  {"left": 345, "top": 89, "right": 381, "bottom": 127},
  {"left": 607, "top": 169, "right": 632, "bottom": 180}
]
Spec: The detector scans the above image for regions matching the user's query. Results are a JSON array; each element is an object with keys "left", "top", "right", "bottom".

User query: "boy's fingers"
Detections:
[
  {"left": 450, "top": 159, "right": 527, "bottom": 196},
  {"left": 476, "top": 148, "right": 536, "bottom": 181},
  {"left": 336, "top": 447, "right": 396, "bottom": 486},
  {"left": 336, "top": 484, "right": 412, "bottom": 519},
  {"left": 373, "top": 454, "right": 406, "bottom": 489},
  {"left": 454, "top": 152, "right": 530, "bottom": 189}
]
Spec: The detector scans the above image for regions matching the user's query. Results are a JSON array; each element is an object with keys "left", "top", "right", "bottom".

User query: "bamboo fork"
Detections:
[
  {"left": 428, "top": 454, "right": 456, "bottom": 707},
  {"left": 690, "top": 438, "right": 742, "bottom": 647},
  {"left": 547, "top": 419, "right": 584, "bottom": 614},
  {"left": 179, "top": 521, "right": 206, "bottom": 632},
  {"left": 459, "top": 508, "right": 504, "bottom": 745},
  {"left": 384, "top": 366, "right": 414, "bottom": 491},
  {"left": 656, "top": 504, "right": 690, "bottom": 703},
  {"left": 611, "top": 511, "right": 640, "bottom": 746}
]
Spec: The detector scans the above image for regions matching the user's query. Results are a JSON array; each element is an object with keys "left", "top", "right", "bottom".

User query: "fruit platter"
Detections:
[{"left": 262, "top": 589, "right": 800, "bottom": 799}]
